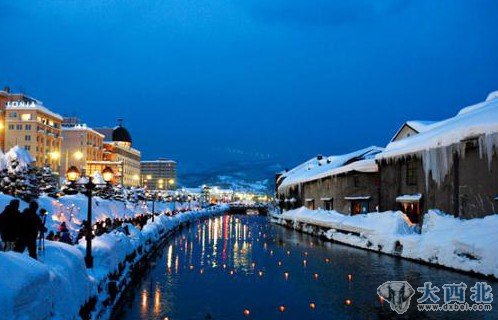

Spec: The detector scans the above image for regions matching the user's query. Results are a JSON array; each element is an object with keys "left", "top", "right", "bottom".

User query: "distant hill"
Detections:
[{"left": 178, "top": 158, "right": 283, "bottom": 193}]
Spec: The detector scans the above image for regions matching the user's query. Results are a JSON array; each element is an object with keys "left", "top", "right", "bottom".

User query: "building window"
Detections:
[
  {"left": 324, "top": 199, "right": 333, "bottom": 210},
  {"left": 16, "top": 124, "right": 22, "bottom": 130},
  {"left": 25, "top": 135, "right": 31, "bottom": 141},
  {"left": 351, "top": 200, "right": 369, "bottom": 215},
  {"left": 305, "top": 199, "right": 315, "bottom": 210},
  {"left": 9, "top": 112, "right": 17, "bottom": 118},
  {"left": 406, "top": 159, "right": 417, "bottom": 186},
  {"left": 24, "top": 145, "right": 31, "bottom": 151},
  {"left": 25, "top": 124, "right": 31, "bottom": 130},
  {"left": 8, "top": 124, "right": 14, "bottom": 130},
  {"left": 21, "top": 113, "right": 32, "bottom": 121}
]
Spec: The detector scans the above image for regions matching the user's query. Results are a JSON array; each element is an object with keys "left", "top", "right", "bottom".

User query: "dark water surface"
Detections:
[{"left": 118, "top": 215, "right": 497, "bottom": 320}]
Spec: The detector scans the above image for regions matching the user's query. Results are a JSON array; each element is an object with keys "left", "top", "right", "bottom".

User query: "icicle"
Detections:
[{"left": 479, "top": 133, "right": 498, "bottom": 171}]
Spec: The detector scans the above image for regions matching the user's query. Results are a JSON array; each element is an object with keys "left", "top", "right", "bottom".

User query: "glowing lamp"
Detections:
[
  {"left": 66, "top": 166, "right": 80, "bottom": 182},
  {"left": 344, "top": 299, "right": 352, "bottom": 306},
  {"left": 74, "top": 151, "right": 83, "bottom": 161},
  {"left": 309, "top": 302, "right": 316, "bottom": 310},
  {"left": 313, "top": 273, "right": 319, "bottom": 280},
  {"left": 278, "top": 305, "right": 286, "bottom": 313},
  {"left": 243, "top": 309, "right": 250, "bottom": 316},
  {"left": 347, "top": 274, "right": 352, "bottom": 281},
  {"left": 102, "top": 166, "right": 114, "bottom": 183}
]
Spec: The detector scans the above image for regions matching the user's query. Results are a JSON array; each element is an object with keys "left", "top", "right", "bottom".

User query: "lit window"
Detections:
[{"left": 21, "top": 114, "right": 32, "bottom": 121}]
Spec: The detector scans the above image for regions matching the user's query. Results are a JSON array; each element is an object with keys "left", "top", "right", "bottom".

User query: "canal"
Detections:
[{"left": 117, "top": 214, "right": 497, "bottom": 320}]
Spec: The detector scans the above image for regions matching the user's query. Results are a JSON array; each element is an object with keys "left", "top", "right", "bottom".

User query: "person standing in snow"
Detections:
[
  {"left": 58, "top": 221, "right": 73, "bottom": 244},
  {"left": 16, "top": 201, "right": 45, "bottom": 259},
  {"left": 0, "top": 199, "right": 21, "bottom": 251}
]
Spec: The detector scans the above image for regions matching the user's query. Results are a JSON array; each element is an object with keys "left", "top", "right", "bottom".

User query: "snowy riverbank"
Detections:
[
  {"left": 271, "top": 207, "right": 498, "bottom": 278},
  {"left": 0, "top": 204, "right": 229, "bottom": 320}
]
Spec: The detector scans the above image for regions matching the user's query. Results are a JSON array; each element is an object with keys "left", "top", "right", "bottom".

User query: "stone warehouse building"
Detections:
[
  {"left": 276, "top": 146, "right": 383, "bottom": 215},
  {"left": 277, "top": 91, "right": 498, "bottom": 222},
  {"left": 377, "top": 91, "right": 498, "bottom": 221}
]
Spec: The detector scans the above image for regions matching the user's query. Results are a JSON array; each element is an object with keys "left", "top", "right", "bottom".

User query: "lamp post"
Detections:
[{"left": 66, "top": 165, "right": 114, "bottom": 268}]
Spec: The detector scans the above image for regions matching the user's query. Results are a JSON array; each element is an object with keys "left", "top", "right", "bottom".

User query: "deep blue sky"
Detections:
[{"left": 1, "top": 0, "right": 498, "bottom": 176}]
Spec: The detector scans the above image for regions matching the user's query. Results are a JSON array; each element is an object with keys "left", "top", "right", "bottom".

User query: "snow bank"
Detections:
[
  {"left": 273, "top": 207, "right": 498, "bottom": 278},
  {"left": 0, "top": 204, "right": 229, "bottom": 320},
  {"left": 0, "top": 242, "right": 92, "bottom": 320}
]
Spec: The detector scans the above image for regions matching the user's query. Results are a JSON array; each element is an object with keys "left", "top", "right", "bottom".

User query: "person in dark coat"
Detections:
[
  {"left": 0, "top": 199, "right": 21, "bottom": 251},
  {"left": 16, "top": 201, "right": 45, "bottom": 259}
]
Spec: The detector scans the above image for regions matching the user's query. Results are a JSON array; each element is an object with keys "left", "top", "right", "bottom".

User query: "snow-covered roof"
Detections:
[
  {"left": 6, "top": 101, "right": 63, "bottom": 121},
  {"left": 390, "top": 120, "right": 438, "bottom": 142},
  {"left": 278, "top": 146, "right": 383, "bottom": 191},
  {"left": 62, "top": 124, "right": 105, "bottom": 137},
  {"left": 378, "top": 90, "right": 498, "bottom": 160}
]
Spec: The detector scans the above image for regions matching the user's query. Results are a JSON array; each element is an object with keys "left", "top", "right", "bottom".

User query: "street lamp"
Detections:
[
  {"left": 146, "top": 190, "right": 158, "bottom": 222},
  {"left": 66, "top": 165, "right": 114, "bottom": 268}
]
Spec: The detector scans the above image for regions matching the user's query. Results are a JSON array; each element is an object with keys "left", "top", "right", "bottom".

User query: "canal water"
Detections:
[{"left": 117, "top": 214, "right": 497, "bottom": 320}]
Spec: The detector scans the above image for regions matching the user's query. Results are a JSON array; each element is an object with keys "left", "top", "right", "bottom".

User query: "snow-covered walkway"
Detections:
[
  {"left": 0, "top": 205, "right": 229, "bottom": 320},
  {"left": 271, "top": 207, "right": 498, "bottom": 278}
]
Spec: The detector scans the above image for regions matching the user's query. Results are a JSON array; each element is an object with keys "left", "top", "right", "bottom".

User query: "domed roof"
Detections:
[{"left": 112, "top": 125, "right": 132, "bottom": 144}]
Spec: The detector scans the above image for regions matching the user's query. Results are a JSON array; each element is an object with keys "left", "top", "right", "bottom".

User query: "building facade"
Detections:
[
  {"left": 4, "top": 96, "right": 63, "bottom": 172},
  {"left": 140, "top": 159, "right": 177, "bottom": 190},
  {"left": 94, "top": 123, "right": 141, "bottom": 187},
  {"left": 61, "top": 119, "right": 104, "bottom": 177},
  {"left": 276, "top": 147, "right": 383, "bottom": 215}
]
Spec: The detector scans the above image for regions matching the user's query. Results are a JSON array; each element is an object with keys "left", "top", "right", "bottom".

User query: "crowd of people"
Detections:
[
  {"left": 0, "top": 199, "right": 197, "bottom": 260},
  {"left": 0, "top": 200, "right": 46, "bottom": 259}
]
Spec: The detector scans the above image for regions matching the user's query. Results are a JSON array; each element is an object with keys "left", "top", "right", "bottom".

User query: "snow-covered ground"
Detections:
[
  {"left": 271, "top": 207, "right": 498, "bottom": 278},
  {"left": 0, "top": 202, "right": 229, "bottom": 320}
]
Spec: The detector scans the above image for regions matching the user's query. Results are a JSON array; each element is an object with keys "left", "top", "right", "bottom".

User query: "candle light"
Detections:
[
  {"left": 344, "top": 299, "right": 352, "bottom": 306},
  {"left": 258, "top": 270, "right": 264, "bottom": 277},
  {"left": 243, "top": 309, "right": 250, "bottom": 316},
  {"left": 347, "top": 274, "right": 352, "bottom": 281},
  {"left": 189, "top": 265, "right": 194, "bottom": 270},
  {"left": 303, "top": 259, "right": 307, "bottom": 267},
  {"left": 325, "top": 258, "right": 330, "bottom": 263},
  {"left": 278, "top": 305, "right": 286, "bottom": 312},
  {"left": 284, "top": 271, "right": 289, "bottom": 280},
  {"left": 278, "top": 261, "right": 282, "bottom": 266},
  {"left": 309, "top": 302, "right": 316, "bottom": 310},
  {"left": 313, "top": 273, "right": 319, "bottom": 280}
]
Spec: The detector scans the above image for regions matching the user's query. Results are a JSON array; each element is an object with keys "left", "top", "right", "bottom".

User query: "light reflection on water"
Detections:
[{"left": 119, "top": 215, "right": 497, "bottom": 320}]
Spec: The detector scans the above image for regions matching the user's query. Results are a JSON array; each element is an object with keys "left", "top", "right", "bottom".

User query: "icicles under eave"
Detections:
[
  {"left": 421, "top": 146, "right": 457, "bottom": 190},
  {"left": 479, "top": 132, "right": 498, "bottom": 171}
]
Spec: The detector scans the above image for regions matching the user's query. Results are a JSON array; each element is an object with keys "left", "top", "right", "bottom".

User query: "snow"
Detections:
[
  {"left": 278, "top": 146, "right": 383, "bottom": 192},
  {"left": 395, "top": 193, "right": 422, "bottom": 202},
  {"left": 405, "top": 120, "right": 437, "bottom": 133},
  {"left": 344, "top": 196, "right": 371, "bottom": 200},
  {"left": 0, "top": 203, "right": 229, "bottom": 320},
  {"left": 0, "top": 242, "right": 92, "bottom": 320},
  {"left": 272, "top": 207, "right": 498, "bottom": 278}
]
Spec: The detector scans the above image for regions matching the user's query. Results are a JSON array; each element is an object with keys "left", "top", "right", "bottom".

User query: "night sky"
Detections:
[{"left": 1, "top": 0, "right": 498, "bottom": 180}]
